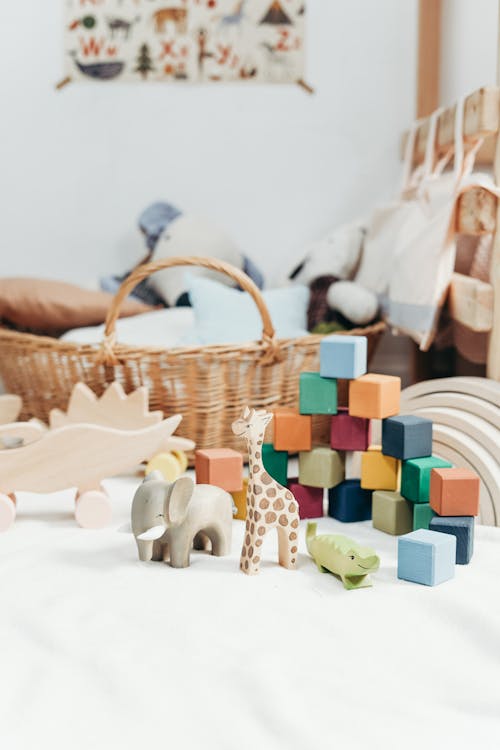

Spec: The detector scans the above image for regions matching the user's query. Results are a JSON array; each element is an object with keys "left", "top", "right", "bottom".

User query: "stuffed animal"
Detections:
[{"left": 289, "top": 220, "right": 379, "bottom": 330}]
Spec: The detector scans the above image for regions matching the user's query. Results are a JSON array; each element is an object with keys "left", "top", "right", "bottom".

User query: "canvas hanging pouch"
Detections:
[
  {"left": 355, "top": 120, "right": 430, "bottom": 311},
  {"left": 386, "top": 100, "right": 485, "bottom": 350}
]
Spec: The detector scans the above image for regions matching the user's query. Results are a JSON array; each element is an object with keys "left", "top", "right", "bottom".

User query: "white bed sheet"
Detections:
[{"left": 1, "top": 475, "right": 499, "bottom": 750}]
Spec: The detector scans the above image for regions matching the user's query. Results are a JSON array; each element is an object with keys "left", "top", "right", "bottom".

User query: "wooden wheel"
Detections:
[
  {"left": 0, "top": 493, "right": 16, "bottom": 532},
  {"left": 145, "top": 452, "right": 182, "bottom": 482},
  {"left": 75, "top": 489, "right": 112, "bottom": 529}
]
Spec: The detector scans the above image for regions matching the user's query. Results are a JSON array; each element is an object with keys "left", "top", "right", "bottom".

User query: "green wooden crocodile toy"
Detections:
[{"left": 306, "top": 523, "right": 380, "bottom": 589}]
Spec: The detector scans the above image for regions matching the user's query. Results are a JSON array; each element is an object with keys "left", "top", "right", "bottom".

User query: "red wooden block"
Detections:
[
  {"left": 330, "top": 407, "right": 371, "bottom": 451},
  {"left": 195, "top": 448, "right": 243, "bottom": 492},
  {"left": 288, "top": 478, "right": 323, "bottom": 519},
  {"left": 430, "top": 468, "right": 480, "bottom": 516},
  {"left": 273, "top": 408, "right": 312, "bottom": 452}
]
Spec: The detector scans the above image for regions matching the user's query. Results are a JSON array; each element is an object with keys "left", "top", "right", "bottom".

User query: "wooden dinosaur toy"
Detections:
[
  {"left": 232, "top": 407, "right": 300, "bottom": 575},
  {"left": 306, "top": 523, "right": 380, "bottom": 589},
  {"left": 0, "top": 383, "right": 193, "bottom": 532}
]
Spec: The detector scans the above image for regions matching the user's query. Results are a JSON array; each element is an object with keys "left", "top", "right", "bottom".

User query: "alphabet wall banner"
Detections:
[{"left": 63, "top": 0, "right": 306, "bottom": 85}]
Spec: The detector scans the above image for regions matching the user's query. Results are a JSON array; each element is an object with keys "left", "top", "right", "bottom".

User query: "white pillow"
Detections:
[{"left": 151, "top": 215, "right": 243, "bottom": 306}]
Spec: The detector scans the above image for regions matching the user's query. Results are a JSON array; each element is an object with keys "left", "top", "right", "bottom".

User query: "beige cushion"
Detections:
[{"left": 0, "top": 278, "right": 152, "bottom": 333}]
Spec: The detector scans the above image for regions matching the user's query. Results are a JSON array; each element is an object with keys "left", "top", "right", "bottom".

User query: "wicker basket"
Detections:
[{"left": 0, "top": 257, "right": 385, "bottom": 456}]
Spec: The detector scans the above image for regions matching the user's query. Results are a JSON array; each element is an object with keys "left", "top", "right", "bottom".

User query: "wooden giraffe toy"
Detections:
[{"left": 232, "top": 407, "right": 300, "bottom": 575}]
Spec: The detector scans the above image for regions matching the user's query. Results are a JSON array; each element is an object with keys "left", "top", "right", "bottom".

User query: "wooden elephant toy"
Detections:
[{"left": 131, "top": 472, "right": 233, "bottom": 568}]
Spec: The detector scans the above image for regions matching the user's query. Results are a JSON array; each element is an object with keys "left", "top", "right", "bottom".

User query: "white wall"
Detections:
[
  {"left": 441, "top": 0, "right": 498, "bottom": 103},
  {"left": 0, "top": 1, "right": 417, "bottom": 286}
]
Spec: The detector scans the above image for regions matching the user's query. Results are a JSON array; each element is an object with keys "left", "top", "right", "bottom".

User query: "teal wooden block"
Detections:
[
  {"left": 299, "top": 372, "right": 338, "bottom": 415},
  {"left": 398, "top": 529, "right": 456, "bottom": 586},
  {"left": 299, "top": 446, "right": 344, "bottom": 489},
  {"left": 413, "top": 503, "right": 435, "bottom": 531},
  {"left": 401, "top": 456, "right": 452, "bottom": 503},
  {"left": 262, "top": 443, "right": 288, "bottom": 487}
]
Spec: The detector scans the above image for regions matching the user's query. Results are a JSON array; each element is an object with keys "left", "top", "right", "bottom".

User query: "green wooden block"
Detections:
[
  {"left": 299, "top": 446, "right": 344, "bottom": 489},
  {"left": 262, "top": 443, "right": 288, "bottom": 487},
  {"left": 299, "top": 372, "right": 338, "bottom": 415},
  {"left": 401, "top": 456, "right": 452, "bottom": 503},
  {"left": 372, "top": 490, "right": 413, "bottom": 536},
  {"left": 413, "top": 503, "right": 435, "bottom": 531}
]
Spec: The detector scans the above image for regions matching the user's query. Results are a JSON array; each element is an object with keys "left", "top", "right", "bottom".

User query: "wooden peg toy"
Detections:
[
  {"left": 328, "top": 479, "right": 372, "bottom": 523},
  {"left": 272, "top": 408, "right": 312, "bottom": 453},
  {"left": 401, "top": 456, "right": 453, "bottom": 503},
  {"left": 398, "top": 529, "right": 456, "bottom": 586},
  {"left": 306, "top": 523, "right": 379, "bottom": 589},
  {"left": 429, "top": 516, "right": 474, "bottom": 565},
  {"left": 0, "top": 395, "right": 22, "bottom": 425},
  {"left": 429, "top": 468, "right": 480, "bottom": 516},
  {"left": 413, "top": 503, "right": 435, "bottom": 531},
  {"left": 195, "top": 448, "right": 243, "bottom": 493},
  {"left": 262, "top": 443, "right": 288, "bottom": 487},
  {"left": 372, "top": 490, "right": 413, "bottom": 536},
  {"left": 299, "top": 372, "right": 338, "bottom": 415},
  {"left": 320, "top": 334, "right": 367, "bottom": 379},
  {"left": 361, "top": 447, "right": 400, "bottom": 491},
  {"left": 382, "top": 415, "right": 433, "bottom": 460},
  {"left": 349, "top": 374, "right": 401, "bottom": 419},
  {"left": 299, "top": 446, "right": 344, "bottom": 489},
  {"left": 287, "top": 479, "right": 324, "bottom": 519},
  {"left": 0, "top": 382, "right": 189, "bottom": 532},
  {"left": 330, "top": 407, "right": 371, "bottom": 452},
  {"left": 232, "top": 407, "right": 300, "bottom": 575},
  {"left": 231, "top": 477, "right": 249, "bottom": 521}
]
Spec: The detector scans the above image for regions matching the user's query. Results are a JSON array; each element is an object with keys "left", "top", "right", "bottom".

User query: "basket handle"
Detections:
[{"left": 100, "top": 256, "right": 279, "bottom": 363}]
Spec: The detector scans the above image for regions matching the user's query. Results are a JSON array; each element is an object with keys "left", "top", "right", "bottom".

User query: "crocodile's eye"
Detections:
[{"left": 350, "top": 555, "right": 355, "bottom": 560}]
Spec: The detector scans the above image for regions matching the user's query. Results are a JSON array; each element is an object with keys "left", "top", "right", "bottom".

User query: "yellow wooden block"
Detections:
[
  {"left": 361, "top": 448, "right": 400, "bottom": 491},
  {"left": 146, "top": 452, "right": 182, "bottom": 482},
  {"left": 231, "top": 477, "right": 249, "bottom": 521}
]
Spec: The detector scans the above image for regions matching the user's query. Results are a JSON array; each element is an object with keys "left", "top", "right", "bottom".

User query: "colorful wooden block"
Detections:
[
  {"left": 319, "top": 334, "right": 367, "bottom": 380},
  {"left": 429, "top": 516, "right": 474, "bottom": 565},
  {"left": 372, "top": 490, "right": 413, "bottom": 535},
  {"left": 298, "top": 446, "right": 344, "bottom": 489},
  {"left": 397, "top": 529, "right": 456, "bottom": 586},
  {"left": 328, "top": 479, "right": 372, "bottom": 523},
  {"left": 330, "top": 407, "right": 371, "bottom": 451},
  {"left": 401, "top": 456, "right": 453, "bottom": 503},
  {"left": 349, "top": 374, "right": 401, "bottom": 419},
  {"left": 413, "top": 503, "right": 435, "bottom": 531},
  {"left": 262, "top": 443, "right": 288, "bottom": 487},
  {"left": 195, "top": 448, "right": 243, "bottom": 492},
  {"left": 288, "top": 479, "right": 324, "bottom": 519},
  {"left": 429, "top": 468, "right": 480, "bottom": 517},
  {"left": 231, "top": 477, "right": 249, "bottom": 521},
  {"left": 273, "top": 408, "right": 312, "bottom": 452},
  {"left": 299, "top": 372, "right": 338, "bottom": 415},
  {"left": 382, "top": 415, "right": 433, "bottom": 460},
  {"left": 360, "top": 447, "right": 400, "bottom": 491}
]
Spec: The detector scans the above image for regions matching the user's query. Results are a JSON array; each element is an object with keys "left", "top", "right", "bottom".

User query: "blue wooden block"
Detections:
[
  {"left": 398, "top": 529, "right": 456, "bottom": 586},
  {"left": 382, "top": 415, "right": 433, "bottom": 460},
  {"left": 320, "top": 335, "right": 367, "bottom": 380},
  {"left": 328, "top": 479, "right": 372, "bottom": 523},
  {"left": 429, "top": 516, "right": 474, "bottom": 565}
]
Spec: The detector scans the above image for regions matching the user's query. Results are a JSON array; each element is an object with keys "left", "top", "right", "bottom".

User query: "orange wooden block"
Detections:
[
  {"left": 273, "top": 408, "right": 312, "bottom": 452},
  {"left": 349, "top": 374, "right": 401, "bottom": 419},
  {"left": 231, "top": 477, "right": 249, "bottom": 521},
  {"left": 430, "top": 468, "right": 480, "bottom": 516},
  {"left": 195, "top": 448, "right": 243, "bottom": 492}
]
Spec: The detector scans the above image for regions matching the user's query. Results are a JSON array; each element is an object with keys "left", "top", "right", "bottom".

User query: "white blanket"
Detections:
[{"left": 1, "top": 475, "right": 499, "bottom": 750}]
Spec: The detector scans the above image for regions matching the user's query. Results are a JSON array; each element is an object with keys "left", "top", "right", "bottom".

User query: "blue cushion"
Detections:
[{"left": 183, "top": 276, "right": 309, "bottom": 345}]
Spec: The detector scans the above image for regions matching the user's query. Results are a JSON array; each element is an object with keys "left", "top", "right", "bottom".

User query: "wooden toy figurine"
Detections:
[
  {"left": 232, "top": 407, "right": 300, "bottom": 575},
  {"left": 306, "top": 523, "right": 380, "bottom": 589},
  {"left": 131, "top": 473, "right": 233, "bottom": 568},
  {"left": 0, "top": 383, "right": 191, "bottom": 532}
]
